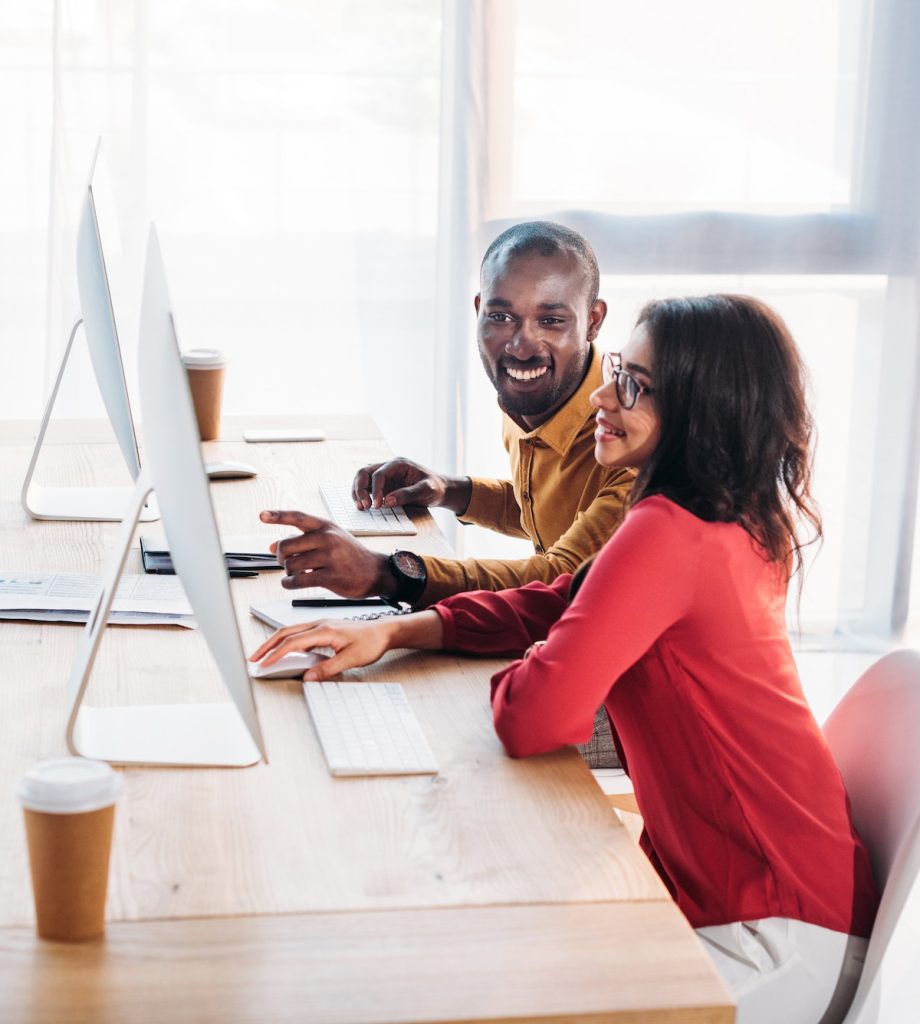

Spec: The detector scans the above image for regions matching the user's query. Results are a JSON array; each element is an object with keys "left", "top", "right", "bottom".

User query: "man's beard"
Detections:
[
  {"left": 490, "top": 353, "right": 588, "bottom": 418},
  {"left": 496, "top": 374, "right": 567, "bottom": 416}
]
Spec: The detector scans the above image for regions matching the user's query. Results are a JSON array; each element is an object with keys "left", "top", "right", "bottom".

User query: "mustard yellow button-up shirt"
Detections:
[{"left": 419, "top": 348, "right": 635, "bottom": 605}]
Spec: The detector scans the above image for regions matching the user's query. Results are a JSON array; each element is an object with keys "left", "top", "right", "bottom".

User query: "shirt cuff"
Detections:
[
  {"left": 458, "top": 477, "right": 500, "bottom": 525},
  {"left": 432, "top": 604, "right": 457, "bottom": 650}
]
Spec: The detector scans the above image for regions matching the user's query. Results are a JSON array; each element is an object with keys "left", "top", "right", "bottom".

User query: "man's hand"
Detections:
[
  {"left": 352, "top": 458, "right": 472, "bottom": 515},
  {"left": 261, "top": 510, "right": 396, "bottom": 597}
]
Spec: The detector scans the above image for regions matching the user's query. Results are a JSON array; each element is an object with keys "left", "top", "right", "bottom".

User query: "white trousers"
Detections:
[{"left": 696, "top": 917, "right": 868, "bottom": 1024}]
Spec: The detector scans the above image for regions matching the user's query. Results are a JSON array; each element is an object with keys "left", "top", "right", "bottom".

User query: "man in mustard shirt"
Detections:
[{"left": 262, "top": 221, "right": 634, "bottom": 607}]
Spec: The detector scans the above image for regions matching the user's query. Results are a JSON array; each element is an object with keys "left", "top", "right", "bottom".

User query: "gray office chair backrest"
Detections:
[{"left": 822, "top": 648, "right": 920, "bottom": 1024}]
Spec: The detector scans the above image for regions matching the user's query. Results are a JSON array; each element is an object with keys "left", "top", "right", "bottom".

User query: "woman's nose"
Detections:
[{"left": 590, "top": 380, "right": 620, "bottom": 409}]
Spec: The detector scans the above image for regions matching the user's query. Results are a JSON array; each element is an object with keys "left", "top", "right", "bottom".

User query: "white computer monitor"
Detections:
[
  {"left": 21, "top": 139, "right": 158, "bottom": 523},
  {"left": 64, "top": 224, "right": 266, "bottom": 767},
  {"left": 78, "top": 143, "right": 142, "bottom": 481}
]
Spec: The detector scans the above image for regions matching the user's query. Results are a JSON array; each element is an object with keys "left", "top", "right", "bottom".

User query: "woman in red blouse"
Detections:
[{"left": 252, "top": 294, "right": 879, "bottom": 1024}]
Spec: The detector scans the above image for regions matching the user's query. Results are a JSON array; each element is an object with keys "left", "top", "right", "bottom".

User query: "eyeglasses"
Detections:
[{"left": 600, "top": 351, "right": 656, "bottom": 410}]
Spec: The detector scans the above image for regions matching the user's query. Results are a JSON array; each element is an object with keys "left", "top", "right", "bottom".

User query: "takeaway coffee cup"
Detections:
[
  {"left": 17, "top": 757, "right": 121, "bottom": 942},
  {"left": 181, "top": 348, "right": 227, "bottom": 441}
]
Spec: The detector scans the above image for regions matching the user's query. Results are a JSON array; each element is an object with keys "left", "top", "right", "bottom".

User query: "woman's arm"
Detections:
[
  {"left": 435, "top": 573, "right": 574, "bottom": 656},
  {"left": 491, "top": 498, "right": 700, "bottom": 758},
  {"left": 249, "top": 569, "right": 577, "bottom": 678},
  {"left": 249, "top": 610, "right": 444, "bottom": 680}
]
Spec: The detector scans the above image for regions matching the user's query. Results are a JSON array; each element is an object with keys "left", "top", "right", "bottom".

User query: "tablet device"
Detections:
[{"left": 242, "top": 428, "right": 326, "bottom": 443}]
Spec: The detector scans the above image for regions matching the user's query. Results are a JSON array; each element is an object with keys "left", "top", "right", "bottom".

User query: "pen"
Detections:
[{"left": 292, "top": 597, "right": 389, "bottom": 607}]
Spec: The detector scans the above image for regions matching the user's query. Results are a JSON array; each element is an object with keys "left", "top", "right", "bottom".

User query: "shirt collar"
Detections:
[{"left": 503, "top": 345, "right": 602, "bottom": 456}]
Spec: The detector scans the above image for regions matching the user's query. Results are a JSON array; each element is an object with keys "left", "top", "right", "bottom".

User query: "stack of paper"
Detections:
[{"left": 0, "top": 571, "right": 196, "bottom": 628}]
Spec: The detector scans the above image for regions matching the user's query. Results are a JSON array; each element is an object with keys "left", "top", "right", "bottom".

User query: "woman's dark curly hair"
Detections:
[{"left": 631, "top": 293, "right": 821, "bottom": 577}]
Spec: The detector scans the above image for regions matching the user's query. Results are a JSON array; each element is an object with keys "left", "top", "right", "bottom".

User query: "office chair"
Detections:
[{"left": 822, "top": 648, "right": 920, "bottom": 1024}]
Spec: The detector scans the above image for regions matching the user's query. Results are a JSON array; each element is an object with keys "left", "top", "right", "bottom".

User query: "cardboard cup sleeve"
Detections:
[
  {"left": 17, "top": 758, "right": 121, "bottom": 942},
  {"left": 181, "top": 349, "right": 227, "bottom": 442}
]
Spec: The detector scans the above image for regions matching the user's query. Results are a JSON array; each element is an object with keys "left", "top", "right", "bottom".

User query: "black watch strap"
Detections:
[{"left": 388, "top": 551, "right": 428, "bottom": 606}]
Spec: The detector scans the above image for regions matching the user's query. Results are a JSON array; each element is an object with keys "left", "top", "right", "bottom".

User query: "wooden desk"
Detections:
[{"left": 0, "top": 418, "right": 733, "bottom": 1024}]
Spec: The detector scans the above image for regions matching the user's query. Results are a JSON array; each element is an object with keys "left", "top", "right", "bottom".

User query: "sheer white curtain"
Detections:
[
  {"left": 39, "top": 0, "right": 441, "bottom": 462},
  {"left": 0, "top": 5, "right": 53, "bottom": 418}
]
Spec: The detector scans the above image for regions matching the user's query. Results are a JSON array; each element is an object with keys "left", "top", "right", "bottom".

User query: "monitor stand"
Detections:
[
  {"left": 65, "top": 472, "right": 260, "bottom": 767},
  {"left": 21, "top": 318, "right": 159, "bottom": 523}
]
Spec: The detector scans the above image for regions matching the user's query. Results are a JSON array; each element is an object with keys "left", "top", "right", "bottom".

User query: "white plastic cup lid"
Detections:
[
  {"left": 16, "top": 758, "right": 122, "bottom": 815},
  {"left": 181, "top": 348, "right": 226, "bottom": 369}
]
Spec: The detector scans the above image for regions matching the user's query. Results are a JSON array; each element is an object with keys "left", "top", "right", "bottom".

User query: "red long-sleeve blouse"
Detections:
[{"left": 434, "top": 495, "right": 879, "bottom": 935}]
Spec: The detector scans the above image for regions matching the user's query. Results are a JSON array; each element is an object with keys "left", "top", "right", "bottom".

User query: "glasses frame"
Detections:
[{"left": 600, "top": 351, "right": 656, "bottom": 410}]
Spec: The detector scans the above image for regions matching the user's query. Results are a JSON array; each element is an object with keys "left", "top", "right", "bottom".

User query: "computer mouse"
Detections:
[
  {"left": 249, "top": 651, "right": 328, "bottom": 680},
  {"left": 204, "top": 460, "right": 258, "bottom": 480}
]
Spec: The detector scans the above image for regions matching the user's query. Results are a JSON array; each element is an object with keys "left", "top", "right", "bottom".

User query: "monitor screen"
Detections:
[
  {"left": 75, "top": 140, "right": 142, "bottom": 481},
  {"left": 136, "top": 223, "right": 266, "bottom": 761}
]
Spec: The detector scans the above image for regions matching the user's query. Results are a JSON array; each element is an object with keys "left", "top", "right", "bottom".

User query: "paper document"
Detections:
[{"left": 0, "top": 571, "right": 195, "bottom": 627}]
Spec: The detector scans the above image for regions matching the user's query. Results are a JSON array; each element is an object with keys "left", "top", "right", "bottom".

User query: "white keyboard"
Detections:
[
  {"left": 303, "top": 681, "right": 438, "bottom": 776},
  {"left": 319, "top": 483, "right": 417, "bottom": 536}
]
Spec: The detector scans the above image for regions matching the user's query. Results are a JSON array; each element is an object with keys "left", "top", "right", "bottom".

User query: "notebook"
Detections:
[
  {"left": 250, "top": 595, "right": 405, "bottom": 631},
  {"left": 140, "top": 534, "right": 281, "bottom": 576}
]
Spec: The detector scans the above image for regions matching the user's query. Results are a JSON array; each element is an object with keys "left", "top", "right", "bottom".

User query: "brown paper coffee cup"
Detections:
[
  {"left": 182, "top": 349, "right": 226, "bottom": 441},
  {"left": 17, "top": 758, "right": 121, "bottom": 942}
]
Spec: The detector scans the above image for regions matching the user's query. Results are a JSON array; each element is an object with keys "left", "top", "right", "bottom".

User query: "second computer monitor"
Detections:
[
  {"left": 76, "top": 145, "right": 142, "bottom": 480},
  {"left": 64, "top": 223, "right": 266, "bottom": 767},
  {"left": 21, "top": 140, "right": 155, "bottom": 522}
]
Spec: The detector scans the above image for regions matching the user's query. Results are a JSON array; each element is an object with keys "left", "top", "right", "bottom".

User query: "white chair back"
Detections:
[{"left": 822, "top": 648, "right": 920, "bottom": 1024}]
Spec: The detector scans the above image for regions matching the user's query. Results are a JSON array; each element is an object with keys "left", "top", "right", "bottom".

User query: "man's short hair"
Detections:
[{"left": 481, "top": 221, "right": 600, "bottom": 308}]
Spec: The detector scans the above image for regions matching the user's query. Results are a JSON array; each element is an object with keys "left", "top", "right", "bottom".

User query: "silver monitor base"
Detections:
[
  {"left": 21, "top": 318, "right": 159, "bottom": 523},
  {"left": 65, "top": 472, "right": 264, "bottom": 768},
  {"left": 70, "top": 703, "right": 260, "bottom": 767},
  {"left": 25, "top": 483, "right": 160, "bottom": 523}
]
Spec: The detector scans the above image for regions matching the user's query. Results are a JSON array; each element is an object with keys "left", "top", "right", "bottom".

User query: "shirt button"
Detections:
[
  {"left": 522, "top": 491, "right": 530, "bottom": 501},
  {"left": 535, "top": 545, "right": 544, "bottom": 554}
]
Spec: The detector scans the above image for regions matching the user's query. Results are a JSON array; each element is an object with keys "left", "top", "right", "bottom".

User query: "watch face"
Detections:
[{"left": 393, "top": 549, "right": 426, "bottom": 581}]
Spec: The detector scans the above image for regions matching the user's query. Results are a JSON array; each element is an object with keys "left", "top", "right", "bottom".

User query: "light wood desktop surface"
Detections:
[{"left": 0, "top": 417, "right": 733, "bottom": 1024}]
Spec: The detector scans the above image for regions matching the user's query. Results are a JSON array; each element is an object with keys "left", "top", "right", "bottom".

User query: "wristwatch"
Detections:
[{"left": 387, "top": 550, "right": 428, "bottom": 606}]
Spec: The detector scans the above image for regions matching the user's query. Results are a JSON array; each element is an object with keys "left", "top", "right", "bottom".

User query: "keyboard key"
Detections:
[{"left": 319, "top": 483, "right": 417, "bottom": 537}]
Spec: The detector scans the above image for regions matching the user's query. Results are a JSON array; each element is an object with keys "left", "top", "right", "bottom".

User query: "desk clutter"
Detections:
[
  {"left": 0, "top": 570, "right": 195, "bottom": 627},
  {"left": 250, "top": 594, "right": 407, "bottom": 630},
  {"left": 140, "top": 533, "right": 281, "bottom": 577}
]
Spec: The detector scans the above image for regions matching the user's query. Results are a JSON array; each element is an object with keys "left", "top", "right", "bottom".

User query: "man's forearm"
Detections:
[{"left": 455, "top": 478, "right": 527, "bottom": 538}]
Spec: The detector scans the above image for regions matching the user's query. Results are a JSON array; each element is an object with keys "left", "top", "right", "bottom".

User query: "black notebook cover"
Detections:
[{"left": 140, "top": 536, "right": 281, "bottom": 577}]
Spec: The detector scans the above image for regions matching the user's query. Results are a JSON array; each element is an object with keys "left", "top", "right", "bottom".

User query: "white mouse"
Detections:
[
  {"left": 204, "top": 460, "right": 258, "bottom": 480},
  {"left": 249, "top": 651, "right": 328, "bottom": 680}
]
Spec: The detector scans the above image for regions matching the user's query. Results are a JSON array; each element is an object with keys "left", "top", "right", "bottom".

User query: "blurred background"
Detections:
[{"left": 3, "top": 0, "right": 920, "bottom": 644}]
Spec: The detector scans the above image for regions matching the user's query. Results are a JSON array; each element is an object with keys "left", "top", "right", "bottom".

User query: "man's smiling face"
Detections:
[{"left": 475, "top": 249, "right": 606, "bottom": 429}]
